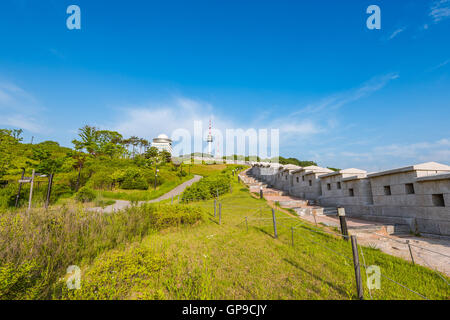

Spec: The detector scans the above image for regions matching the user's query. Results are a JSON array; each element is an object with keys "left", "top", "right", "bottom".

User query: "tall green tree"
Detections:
[
  {"left": 72, "top": 125, "right": 98, "bottom": 155},
  {"left": 72, "top": 125, "right": 126, "bottom": 158},
  {"left": 0, "top": 129, "right": 22, "bottom": 178}
]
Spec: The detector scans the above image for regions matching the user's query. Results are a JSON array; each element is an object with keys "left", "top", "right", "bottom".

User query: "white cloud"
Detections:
[
  {"left": 292, "top": 73, "right": 399, "bottom": 115},
  {"left": 430, "top": 0, "right": 450, "bottom": 23},
  {"left": 388, "top": 27, "right": 406, "bottom": 40},
  {"left": 107, "top": 97, "right": 242, "bottom": 156},
  {"left": 0, "top": 81, "right": 45, "bottom": 133},
  {"left": 326, "top": 138, "right": 450, "bottom": 171},
  {"left": 110, "top": 97, "right": 231, "bottom": 138},
  {"left": 109, "top": 73, "right": 400, "bottom": 162},
  {"left": 428, "top": 59, "right": 450, "bottom": 71}
]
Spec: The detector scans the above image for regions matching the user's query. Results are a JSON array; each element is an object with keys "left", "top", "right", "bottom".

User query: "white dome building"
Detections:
[{"left": 152, "top": 134, "right": 172, "bottom": 154}]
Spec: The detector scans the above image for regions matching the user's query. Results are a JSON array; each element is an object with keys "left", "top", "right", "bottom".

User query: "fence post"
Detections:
[
  {"left": 350, "top": 235, "right": 364, "bottom": 300},
  {"left": 27, "top": 169, "right": 35, "bottom": 212},
  {"left": 45, "top": 173, "right": 54, "bottom": 210},
  {"left": 291, "top": 227, "right": 294, "bottom": 247},
  {"left": 15, "top": 168, "right": 25, "bottom": 208},
  {"left": 338, "top": 208, "right": 349, "bottom": 241},
  {"left": 272, "top": 209, "right": 278, "bottom": 238},
  {"left": 260, "top": 187, "right": 263, "bottom": 199},
  {"left": 214, "top": 199, "right": 216, "bottom": 217},
  {"left": 406, "top": 240, "right": 415, "bottom": 265},
  {"left": 219, "top": 203, "right": 222, "bottom": 225},
  {"left": 245, "top": 217, "right": 248, "bottom": 232}
]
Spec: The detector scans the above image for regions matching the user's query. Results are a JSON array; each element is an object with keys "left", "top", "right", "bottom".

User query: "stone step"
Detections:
[
  {"left": 322, "top": 207, "right": 338, "bottom": 216},
  {"left": 278, "top": 200, "right": 308, "bottom": 208},
  {"left": 292, "top": 207, "right": 324, "bottom": 216}
]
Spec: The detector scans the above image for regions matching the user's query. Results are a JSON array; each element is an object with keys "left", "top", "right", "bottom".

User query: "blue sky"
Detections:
[{"left": 0, "top": 0, "right": 449, "bottom": 171}]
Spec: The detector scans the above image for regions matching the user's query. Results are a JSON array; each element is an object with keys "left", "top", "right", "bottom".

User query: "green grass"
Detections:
[
  {"left": 61, "top": 176, "right": 450, "bottom": 300},
  {"left": 188, "top": 164, "right": 228, "bottom": 177},
  {"left": 0, "top": 203, "right": 206, "bottom": 299},
  {"left": 94, "top": 199, "right": 116, "bottom": 208},
  {"left": 100, "top": 174, "right": 194, "bottom": 202}
]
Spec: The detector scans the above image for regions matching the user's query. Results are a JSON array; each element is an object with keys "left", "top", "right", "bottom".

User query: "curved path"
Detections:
[{"left": 90, "top": 175, "right": 202, "bottom": 213}]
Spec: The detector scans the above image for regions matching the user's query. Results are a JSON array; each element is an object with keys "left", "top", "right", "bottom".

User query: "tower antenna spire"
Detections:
[{"left": 207, "top": 118, "right": 213, "bottom": 156}]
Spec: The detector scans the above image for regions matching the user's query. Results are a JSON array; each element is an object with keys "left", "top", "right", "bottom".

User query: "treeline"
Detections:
[{"left": 221, "top": 155, "right": 318, "bottom": 167}]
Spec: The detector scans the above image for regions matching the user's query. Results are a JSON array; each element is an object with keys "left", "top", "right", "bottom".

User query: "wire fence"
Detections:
[
  {"left": 180, "top": 191, "right": 449, "bottom": 299},
  {"left": 221, "top": 204, "right": 449, "bottom": 300}
]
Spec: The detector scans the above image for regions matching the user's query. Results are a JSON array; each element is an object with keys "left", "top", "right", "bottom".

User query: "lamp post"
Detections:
[{"left": 154, "top": 165, "right": 159, "bottom": 190}]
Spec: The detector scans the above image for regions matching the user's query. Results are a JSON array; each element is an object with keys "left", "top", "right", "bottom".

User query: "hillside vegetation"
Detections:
[
  {"left": 57, "top": 174, "right": 449, "bottom": 300},
  {"left": 0, "top": 127, "right": 192, "bottom": 209},
  {"left": 1, "top": 128, "right": 448, "bottom": 300},
  {"left": 2, "top": 167, "right": 445, "bottom": 300}
]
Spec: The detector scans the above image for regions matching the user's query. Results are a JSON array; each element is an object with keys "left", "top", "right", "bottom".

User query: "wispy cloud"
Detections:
[
  {"left": 292, "top": 73, "right": 399, "bottom": 115},
  {"left": 430, "top": 0, "right": 450, "bottom": 23},
  {"left": 329, "top": 138, "right": 450, "bottom": 171},
  {"left": 0, "top": 81, "right": 45, "bottom": 133},
  {"left": 388, "top": 27, "right": 407, "bottom": 40},
  {"left": 110, "top": 73, "right": 402, "bottom": 164},
  {"left": 427, "top": 58, "right": 450, "bottom": 71},
  {"left": 108, "top": 97, "right": 238, "bottom": 144}
]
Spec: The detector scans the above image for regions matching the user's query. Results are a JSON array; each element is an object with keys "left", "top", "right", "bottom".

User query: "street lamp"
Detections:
[{"left": 154, "top": 165, "right": 159, "bottom": 190}]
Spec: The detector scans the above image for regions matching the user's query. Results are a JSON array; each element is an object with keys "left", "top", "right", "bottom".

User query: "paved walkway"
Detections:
[
  {"left": 90, "top": 175, "right": 202, "bottom": 213},
  {"left": 240, "top": 169, "right": 450, "bottom": 277}
]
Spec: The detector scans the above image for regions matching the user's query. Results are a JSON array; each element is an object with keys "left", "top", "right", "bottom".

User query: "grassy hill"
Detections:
[
  {"left": 56, "top": 171, "right": 448, "bottom": 300},
  {"left": 1, "top": 128, "right": 448, "bottom": 300}
]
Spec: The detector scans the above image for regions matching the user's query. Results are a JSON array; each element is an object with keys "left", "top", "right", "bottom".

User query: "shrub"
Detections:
[
  {"left": 75, "top": 186, "right": 96, "bottom": 203},
  {"left": 88, "top": 170, "right": 114, "bottom": 190},
  {"left": 0, "top": 183, "right": 19, "bottom": 209},
  {"left": 0, "top": 261, "right": 44, "bottom": 300},
  {"left": 0, "top": 204, "right": 205, "bottom": 299},
  {"left": 182, "top": 173, "right": 231, "bottom": 202},
  {"left": 119, "top": 168, "right": 149, "bottom": 190}
]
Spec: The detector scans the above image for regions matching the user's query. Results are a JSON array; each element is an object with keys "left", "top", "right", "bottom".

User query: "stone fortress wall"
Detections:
[{"left": 249, "top": 161, "right": 450, "bottom": 237}]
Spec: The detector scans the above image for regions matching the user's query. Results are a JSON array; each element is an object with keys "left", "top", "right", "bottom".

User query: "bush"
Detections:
[
  {"left": 0, "top": 204, "right": 205, "bottom": 299},
  {"left": 88, "top": 170, "right": 114, "bottom": 190},
  {"left": 75, "top": 186, "right": 96, "bottom": 203},
  {"left": 181, "top": 173, "right": 231, "bottom": 202},
  {"left": 177, "top": 171, "right": 187, "bottom": 177},
  {"left": 0, "top": 183, "right": 19, "bottom": 209},
  {"left": 0, "top": 261, "right": 43, "bottom": 300}
]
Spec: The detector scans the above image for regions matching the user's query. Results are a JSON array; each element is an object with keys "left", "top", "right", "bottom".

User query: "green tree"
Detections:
[
  {"left": 159, "top": 150, "right": 172, "bottom": 164},
  {"left": 145, "top": 147, "right": 159, "bottom": 160},
  {"left": 0, "top": 129, "right": 21, "bottom": 178},
  {"left": 30, "top": 146, "right": 65, "bottom": 175},
  {"left": 72, "top": 125, "right": 98, "bottom": 155},
  {"left": 72, "top": 126, "right": 126, "bottom": 158}
]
